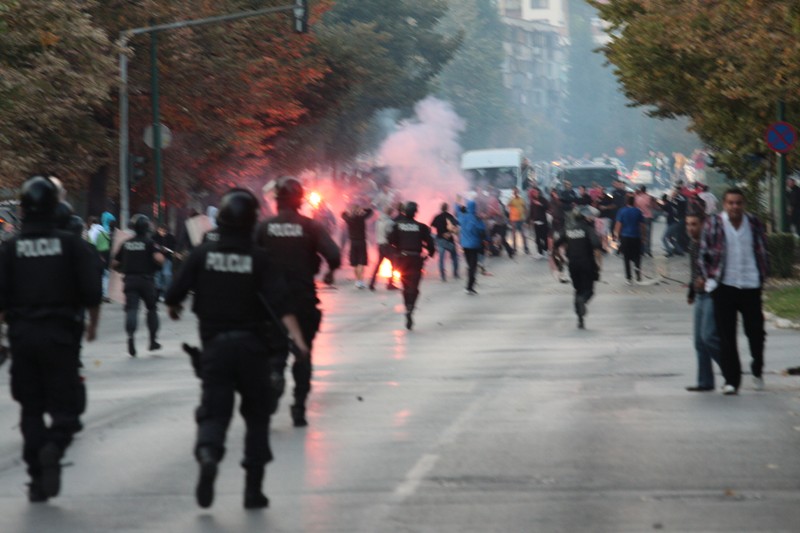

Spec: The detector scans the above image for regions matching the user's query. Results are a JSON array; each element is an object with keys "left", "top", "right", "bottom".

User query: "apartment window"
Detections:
[{"left": 530, "top": 0, "right": 549, "bottom": 8}]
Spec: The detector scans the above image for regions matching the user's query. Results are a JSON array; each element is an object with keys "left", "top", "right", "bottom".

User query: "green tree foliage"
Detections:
[
  {"left": 590, "top": 0, "right": 800, "bottom": 185},
  {"left": 0, "top": 0, "right": 116, "bottom": 188},
  {"left": 435, "top": 0, "right": 509, "bottom": 150}
]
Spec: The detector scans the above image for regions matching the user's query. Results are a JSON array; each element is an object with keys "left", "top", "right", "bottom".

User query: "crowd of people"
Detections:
[{"left": 0, "top": 166, "right": 788, "bottom": 511}]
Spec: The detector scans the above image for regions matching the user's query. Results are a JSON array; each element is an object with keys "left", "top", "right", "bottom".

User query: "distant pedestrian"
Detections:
[
  {"left": 634, "top": 186, "right": 655, "bottom": 257},
  {"left": 113, "top": 215, "right": 164, "bottom": 356},
  {"left": 527, "top": 187, "right": 549, "bottom": 258},
  {"left": 342, "top": 203, "right": 373, "bottom": 289},
  {"left": 556, "top": 206, "right": 602, "bottom": 329},
  {"left": 388, "top": 201, "right": 435, "bottom": 330},
  {"left": 507, "top": 187, "right": 529, "bottom": 254},
  {"left": 458, "top": 200, "right": 487, "bottom": 295},
  {"left": 614, "top": 195, "right": 645, "bottom": 284},
  {"left": 369, "top": 205, "right": 399, "bottom": 291},
  {"left": 685, "top": 209, "right": 720, "bottom": 392},
  {"left": 430, "top": 202, "right": 460, "bottom": 281},
  {"left": 788, "top": 179, "right": 800, "bottom": 237},
  {"left": 698, "top": 188, "right": 770, "bottom": 395}
]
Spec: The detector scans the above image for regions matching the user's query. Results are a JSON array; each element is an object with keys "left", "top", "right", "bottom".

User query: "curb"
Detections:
[{"left": 764, "top": 311, "right": 800, "bottom": 330}]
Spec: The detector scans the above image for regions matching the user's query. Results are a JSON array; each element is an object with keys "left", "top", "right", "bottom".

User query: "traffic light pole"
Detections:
[
  {"left": 150, "top": 28, "right": 164, "bottom": 224},
  {"left": 777, "top": 101, "right": 788, "bottom": 232},
  {"left": 117, "top": 0, "right": 308, "bottom": 227}
]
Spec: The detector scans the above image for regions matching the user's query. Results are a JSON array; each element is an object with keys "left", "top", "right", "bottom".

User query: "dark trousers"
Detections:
[
  {"left": 197, "top": 332, "right": 273, "bottom": 468},
  {"left": 369, "top": 243, "right": 396, "bottom": 289},
  {"left": 290, "top": 306, "right": 322, "bottom": 406},
  {"left": 620, "top": 236, "right": 642, "bottom": 281},
  {"left": 533, "top": 223, "right": 548, "bottom": 255},
  {"left": 124, "top": 275, "right": 159, "bottom": 340},
  {"left": 568, "top": 263, "right": 596, "bottom": 315},
  {"left": 464, "top": 248, "right": 480, "bottom": 291},
  {"left": 712, "top": 284, "right": 765, "bottom": 389},
  {"left": 9, "top": 320, "right": 85, "bottom": 479},
  {"left": 396, "top": 254, "right": 424, "bottom": 312},
  {"left": 490, "top": 224, "right": 514, "bottom": 257}
]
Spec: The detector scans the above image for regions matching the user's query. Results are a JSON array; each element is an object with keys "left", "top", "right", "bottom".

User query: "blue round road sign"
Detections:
[{"left": 765, "top": 121, "right": 797, "bottom": 154}]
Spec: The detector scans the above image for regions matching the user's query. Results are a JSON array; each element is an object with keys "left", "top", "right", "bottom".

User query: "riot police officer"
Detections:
[
  {"left": 555, "top": 206, "right": 602, "bottom": 329},
  {"left": 113, "top": 214, "right": 164, "bottom": 356},
  {"left": 0, "top": 176, "right": 101, "bottom": 502},
  {"left": 255, "top": 177, "right": 340, "bottom": 427},
  {"left": 388, "top": 201, "right": 435, "bottom": 330},
  {"left": 165, "top": 188, "right": 308, "bottom": 509}
]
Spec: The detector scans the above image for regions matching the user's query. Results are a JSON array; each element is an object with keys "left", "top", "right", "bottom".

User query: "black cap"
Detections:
[
  {"left": 21, "top": 176, "right": 59, "bottom": 218},
  {"left": 218, "top": 188, "right": 259, "bottom": 231}
]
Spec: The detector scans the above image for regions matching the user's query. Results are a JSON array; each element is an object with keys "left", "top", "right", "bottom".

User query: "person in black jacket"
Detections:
[
  {"left": 388, "top": 201, "right": 435, "bottom": 330},
  {"left": 256, "top": 177, "right": 340, "bottom": 427},
  {"left": 527, "top": 187, "right": 549, "bottom": 257},
  {"left": 556, "top": 206, "right": 602, "bottom": 329},
  {"left": 113, "top": 215, "right": 164, "bottom": 357},
  {"left": 166, "top": 188, "right": 309, "bottom": 509},
  {"left": 0, "top": 176, "right": 101, "bottom": 502}
]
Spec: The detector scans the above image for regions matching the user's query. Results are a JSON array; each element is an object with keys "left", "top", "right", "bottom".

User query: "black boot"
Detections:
[
  {"left": 243, "top": 467, "right": 269, "bottom": 509},
  {"left": 127, "top": 336, "right": 136, "bottom": 357},
  {"left": 149, "top": 337, "right": 162, "bottom": 351},
  {"left": 27, "top": 477, "right": 49, "bottom": 503},
  {"left": 290, "top": 403, "right": 307, "bottom": 427},
  {"left": 195, "top": 447, "right": 218, "bottom": 509},
  {"left": 38, "top": 442, "right": 62, "bottom": 498}
]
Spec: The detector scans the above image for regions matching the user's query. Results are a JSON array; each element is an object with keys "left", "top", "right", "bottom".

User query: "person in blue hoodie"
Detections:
[{"left": 457, "top": 200, "right": 487, "bottom": 295}]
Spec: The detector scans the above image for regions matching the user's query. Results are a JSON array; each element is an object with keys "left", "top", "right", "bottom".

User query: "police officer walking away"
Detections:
[
  {"left": 555, "top": 206, "right": 602, "bottom": 329},
  {"left": 113, "top": 215, "right": 164, "bottom": 356},
  {"left": 165, "top": 188, "right": 309, "bottom": 509},
  {"left": 388, "top": 201, "right": 435, "bottom": 330},
  {"left": 0, "top": 176, "right": 101, "bottom": 502},
  {"left": 256, "top": 177, "right": 340, "bottom": 427}
]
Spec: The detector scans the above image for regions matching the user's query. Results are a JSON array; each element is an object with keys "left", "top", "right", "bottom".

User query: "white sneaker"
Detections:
[
  {"left": 753, "top": 376, "right": 765, "bottom": 391},
  {"left": 722, "top": 384, "right": 738, "bottom": 395}
]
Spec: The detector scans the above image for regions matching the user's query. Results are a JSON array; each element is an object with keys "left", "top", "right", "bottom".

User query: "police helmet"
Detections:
[
  {"left": 54, "top": 201, "right": 74, "bottom": 229},
  {"left": 275, "top": 176, "right": 304, "bottom": 210},
  {"left": 405, "top": 201, "right": 418, "bottom": 218},
  {"left": 217, "top": 188, "right": 259, "bottom": 231},
  {"left": 20, "top": 176, "right": 59, "bottom": 218},
  {"left": 65, "top": 215, "right": 85, "bottom": 236},
  {"left": 130, "top": 214, "right": 151, "bottom": 236}
]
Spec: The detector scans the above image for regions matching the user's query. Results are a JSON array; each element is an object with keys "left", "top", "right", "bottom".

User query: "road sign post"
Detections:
[{"left": 766, "top": 112, "right": 796, "bottom": 232}]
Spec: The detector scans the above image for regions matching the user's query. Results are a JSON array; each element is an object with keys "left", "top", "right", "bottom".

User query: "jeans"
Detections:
[
  {"left": 693, "top": 293, "right": 720, "bottom": 389},
  {"left": 642, "top": 218, "right": 653, "bottom": 255},
  {"left": 662, "top": 222, "right": 685, "bottom": 255},
  {"left": 510, "top": 220, "right": 528, "bottom": 252},
  {"left": 155, "top": 259, "right": 173, "bottom": 296},
  {"left": 436, "top": 237, "right": 459, "bottom": 279}
]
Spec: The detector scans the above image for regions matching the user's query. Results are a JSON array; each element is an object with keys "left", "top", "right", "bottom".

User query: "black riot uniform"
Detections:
[
  {"left": 114, "top": 215, "right": 161, "bottom": 356},
  {"left": 0, "top": 177, "right": 101, "bottom": 502},
  {"left": 165, "top": 188, "right": 292, "bottom": 510},
  {"left": 555, "top": 207, "right": 602, "bottom": 329},
  {"left": 388, "top": 201, "right": 435, "bottom": 331},
  {"left": 255, "top": 177, "right": 341, "bottom": 427}
]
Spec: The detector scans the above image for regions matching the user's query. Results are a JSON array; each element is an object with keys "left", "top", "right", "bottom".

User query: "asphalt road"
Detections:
[{"left": 0, "top": 247, "right": 798, "bottom": 533}]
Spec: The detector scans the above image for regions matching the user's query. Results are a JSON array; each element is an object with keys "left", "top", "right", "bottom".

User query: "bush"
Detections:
[{"left": 767, "top": 233, "right": 796, "bottom": 278}]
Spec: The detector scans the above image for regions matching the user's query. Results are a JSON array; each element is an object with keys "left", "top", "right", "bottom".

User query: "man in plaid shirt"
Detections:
[{"left": 698, "top": 188, "right": 770, "bottom": 395}]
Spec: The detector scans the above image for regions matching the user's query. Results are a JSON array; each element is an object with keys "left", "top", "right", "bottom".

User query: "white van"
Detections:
[{"left": 461, "top": 148, "right": 526, "bottom": 203}]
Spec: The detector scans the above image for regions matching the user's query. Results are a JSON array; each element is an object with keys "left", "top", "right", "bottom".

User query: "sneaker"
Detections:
[
  {"left": 577, "top": 316, "right": 585, "bottom": 329},
  {"left": 753, "top": 376, "right": 765, "bottom": 391},
  {"left": 559, "top": 274, "right": 569, "bottom": 284},
  {"left": 387, "top": 284, "right": 399, "bottom": 291},
  {"left": 722, "top": 384, "right": 738, "bottom": 395},
  {"left": 405, "top": 312, "right": 414, "bottom": 331},
  {"left": 127, "top": 337, "right": 136, "bottom": 357},
  {"left": 290, "top": 404, "right": 308, "bottom": 427},
  {"left": 38, "top": 443, "right": 62, "bottom": 498},
  {"left": 368, "top": 284, "right": 375, "bottom": 292},
  {"left": 465, "top": 288, "right": 478, "bottom": 295},
  {"left": 626, "top": 279, "right": 633, "bottom": 286},
  {"left": 149, "top": 340, "right": 162, "bottom": 351},
  {"left": 195, "top": 448, "right": 218, "bottom": 509},
  {"left": 576, "top": 297, "right": 586, "bottom": 318}
]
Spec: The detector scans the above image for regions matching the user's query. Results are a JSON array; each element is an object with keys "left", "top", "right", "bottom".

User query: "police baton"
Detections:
[{"left": 258, "top": 294, "right": 309, "bottom": 361}]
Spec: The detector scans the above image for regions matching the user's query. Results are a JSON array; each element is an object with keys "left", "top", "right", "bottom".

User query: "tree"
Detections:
[
  {"left": 590, "top": 0, "right": 800, "bottom": 185},
  {"left": 0, "top": 0, "right": 116, "bottom": 189}
]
